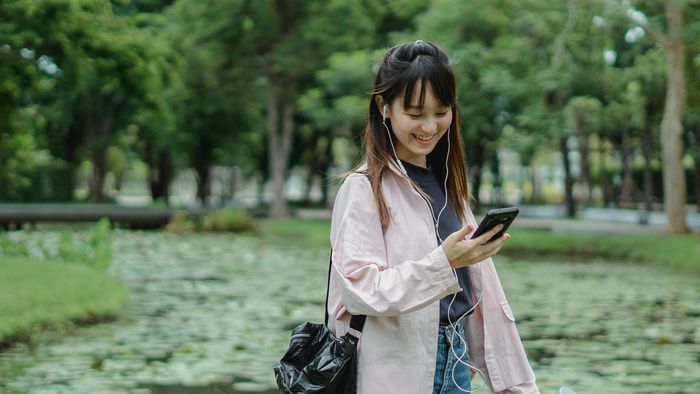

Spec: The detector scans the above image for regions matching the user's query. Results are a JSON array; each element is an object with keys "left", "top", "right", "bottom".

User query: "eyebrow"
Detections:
[{"left": 404, "top": 105, "right": 449, "bottom": 110}]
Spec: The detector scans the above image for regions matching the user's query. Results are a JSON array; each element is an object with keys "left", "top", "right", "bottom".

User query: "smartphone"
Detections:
[{"left": 470, "top": 207, "right": 519, "bottom": 244}]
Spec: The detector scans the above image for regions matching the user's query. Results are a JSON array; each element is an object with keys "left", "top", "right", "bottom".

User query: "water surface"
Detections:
[{"left": 1, "top": 230, "right": 698, "bottom": 393}]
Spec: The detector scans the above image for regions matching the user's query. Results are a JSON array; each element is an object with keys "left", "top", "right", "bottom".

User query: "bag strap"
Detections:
[
  {"left": 325, "top": 173, "right": 370, "bottom": 334},
  {"left": 325, "top": 250, "right": 366, "bottom": 334}
]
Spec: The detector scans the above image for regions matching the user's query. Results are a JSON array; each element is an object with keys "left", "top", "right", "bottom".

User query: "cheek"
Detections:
[
  {"left": 393, "top": 118, "right": 419, "bottom": 134},
  {"left": 439, "top": 116, "right": 452, "bottom": 131}
]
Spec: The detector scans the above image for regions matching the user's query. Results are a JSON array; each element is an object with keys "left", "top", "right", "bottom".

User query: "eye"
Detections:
[
  {"left": 407, "top": 113, "right": 422, "bottom": 119},
  {"left": 436, "top": 112, "right": 448, "bottom": 117}
]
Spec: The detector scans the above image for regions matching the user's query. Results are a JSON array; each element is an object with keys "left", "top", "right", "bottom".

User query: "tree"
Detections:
[
  {"left": 414, "top": 0, "right": 534, "bottom": 210},
  {"left": 4, "top": 0, "right": 173, "bottom": 202},
  {"left": 166, "top": 0, "right": 266, "bottom": 205},
  {"left": 256, "top": 0, "right": 377, "bottom": 216},
  {"left": 565, "top": 96, "right": 602, "bottom": 205},
  {"left": 295, "top": 49, "right": 379, "bottom": 205},
  {"left": 0, "top": 2, "right": 52, "bottom": 200},
  {"left": 618, "top": 0, "right": 692, "bottom": 233},
  {"left": 115, "top": 0, "right": 179, "bottom": 204}
]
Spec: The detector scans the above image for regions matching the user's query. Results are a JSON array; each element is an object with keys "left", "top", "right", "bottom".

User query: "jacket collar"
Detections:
[
  {"left": 355, "top": 160, "right": 408, "bottom": 180},
  {"left": 386, "top": 159, "right": 408, "bottom": 178}
]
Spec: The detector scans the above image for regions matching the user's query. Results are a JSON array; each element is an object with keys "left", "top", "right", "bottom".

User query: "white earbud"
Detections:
[{"left": 380, "top": 101, "right": 407, "bottom": 175}]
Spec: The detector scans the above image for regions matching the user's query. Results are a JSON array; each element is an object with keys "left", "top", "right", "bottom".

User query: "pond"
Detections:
[{"left": 1, "top": 230, "right": 698, "bottom": 393}]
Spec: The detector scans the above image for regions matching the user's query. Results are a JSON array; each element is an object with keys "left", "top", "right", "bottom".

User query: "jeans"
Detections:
[{"left": 433, "top": 323, "right": 471, "bottom": 394}]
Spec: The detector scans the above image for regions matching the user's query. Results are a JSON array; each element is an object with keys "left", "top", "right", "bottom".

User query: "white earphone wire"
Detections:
[
  {"left": 382, "top": 104, "right": 408, "bottom": 175},
  {"left": 434, "top": 127, "right": 487, "bottom": 392},
  {"left": 381, "top": 101, "right": 486, "bottom": 391}
]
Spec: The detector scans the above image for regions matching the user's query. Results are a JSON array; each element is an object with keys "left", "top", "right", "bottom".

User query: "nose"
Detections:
[{"left": 421, "top": 119, "right": 438, "bottom": 133}]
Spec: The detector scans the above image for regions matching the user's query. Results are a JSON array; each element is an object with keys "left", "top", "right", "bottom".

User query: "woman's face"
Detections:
[{"left": 385, "top": 82, "right": 452, "bottom": 168}]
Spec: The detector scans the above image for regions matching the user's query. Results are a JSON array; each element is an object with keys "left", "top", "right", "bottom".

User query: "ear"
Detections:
[{"left": 374, "top": 96, "right": 388, "bottom": 118}]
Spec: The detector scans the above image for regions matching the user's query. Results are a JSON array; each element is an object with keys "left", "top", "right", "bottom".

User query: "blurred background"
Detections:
[{"left": 0, "top": 0, "right": 699, "bottom": 393}]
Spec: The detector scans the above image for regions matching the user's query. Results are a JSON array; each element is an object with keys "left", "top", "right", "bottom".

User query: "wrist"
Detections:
[{"left": 440, "top": 245, "right": 455, "bottom": 268}]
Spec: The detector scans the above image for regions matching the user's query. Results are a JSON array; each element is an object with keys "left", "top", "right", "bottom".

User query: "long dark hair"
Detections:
[{"left": 355, "top": 40, "right": 470, "bottom": 229}]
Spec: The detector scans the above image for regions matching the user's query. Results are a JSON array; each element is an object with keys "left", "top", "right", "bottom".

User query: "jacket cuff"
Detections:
[
  {"left": 428, "top": 246, "right": 461, "bottom": 293},
  {"left": 501, "top": 380, "right": 540, "bottom": 394}
]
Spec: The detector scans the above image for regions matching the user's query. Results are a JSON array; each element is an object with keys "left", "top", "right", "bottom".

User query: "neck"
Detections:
[{"left": 397, "top": 152, "right": 427, "bottom": 168}]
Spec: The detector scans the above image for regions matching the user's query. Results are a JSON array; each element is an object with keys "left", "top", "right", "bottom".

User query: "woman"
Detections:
[{"left": 327, "top": 40, "right": 539, "bottom": 393}]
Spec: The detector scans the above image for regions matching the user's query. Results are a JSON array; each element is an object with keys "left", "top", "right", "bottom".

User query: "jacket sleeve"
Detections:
[
  {"left": 463, "top": 204, "right": 539, "bottom": 393},
  {"left": 330, "top": 173, "right": 461, "bottom": 317},
  {"left": 502, "top": 380, "right": 540, "bottom": 394}
]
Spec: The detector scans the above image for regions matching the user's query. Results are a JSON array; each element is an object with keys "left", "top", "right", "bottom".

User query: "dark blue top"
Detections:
[{"left": 401, "top": 160, "right": 474, "bottom": 324}]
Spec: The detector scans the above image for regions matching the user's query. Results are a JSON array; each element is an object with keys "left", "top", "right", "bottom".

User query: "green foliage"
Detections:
[
  {"left": 0, "top": 131, "right": 40, "bottom": 201},
  {"left": 0, "top": 0, "right": 698, "bottom": 210},
  {"left": 164, "top": 211, "right": 197, "bottom": 233},
  {"left": 2, "top": 157, "right": 75, "bottom": 202},
  {"left": 0, "top": 257, "right": 128, "bottom": 345},
  {"left": 0, "top": 220, "right": 112, "bottom": 270},
  {"left": 88, "top": 218, "right": 112, "bottom": 270},
  {"left": 1, "top": 0, "right": 177, "bottom": 202},
  {"left": 0, "top": 236, "right": 29, "bottom": 258},
  {"left": 165, "top": 208, "right": 256, "bottom": 233},
  {"left": 203, "top": 208, "right": 256, "bottom": 233}
]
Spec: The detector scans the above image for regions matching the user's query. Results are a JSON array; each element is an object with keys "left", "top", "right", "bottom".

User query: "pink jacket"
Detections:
[{"left": 328, "top": 164, "right": 539, "bottom": 393}]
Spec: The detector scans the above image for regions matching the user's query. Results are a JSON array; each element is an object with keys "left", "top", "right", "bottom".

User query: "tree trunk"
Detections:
[
  {"left": 659, "top": 2, "right": 688, "bottom": 233},
  {"left": 551, "top": 0, "right": 576, "bottom": 216},
  {"left": 560, "top": 135, "right": 576, "bottom": 217},
  {"left": 598, "top": 138, "right": 612, "bottom": 207},
  {"left": 578, "top": 133, "right": 593, "bottom": 205},
  {"left": 267, "top": 77, "right": 294, "bottom": 218},
  {"left": 303, "top": 128, "right": 323, "bottom": 205},
  {"left": 694, "top": 159, "right": 700, "bottom": 213},
  {"left": 257, "top": 173, "right": 266, "bottom": 207},
  {"left": 469, "top": 139, "right": 486, "bottom": 213},
  {"left": 528, "top": 166, "right": 540, "bottom": 204},
  {"left": 194, "top": 136, "right": 213, "bottom": 205},
  {"left": 620, "top": 129, "right": 636, "bottom": 207},
  {"left": 62, "top": 124, "right": 82, "bottom": 200},
  {"left": 90, "top": 146, "right": 107, "bottom": 203},
  {"left": 88, "top": 114, "right": 113, "bottom": 203},
  {"left": 149, "top": 149, "right": 173, "bottom": 204},
  {"left": 694, "top": 126, "right": 700, "bottom": 213},
  {"left": 114, "top": 172, "right": 123, "bottom": 192},
  {"left": 489, "top": 153, "right": 502, "bottom": 206},
  {"left": 641, "top": 133, "right": 655, "bottom": 224},
  {"left": 321, "top": 135, "right": 333, "bottom": 207},
  {"left": 195, "top": 164, "right": 210, "bottom": 206}
]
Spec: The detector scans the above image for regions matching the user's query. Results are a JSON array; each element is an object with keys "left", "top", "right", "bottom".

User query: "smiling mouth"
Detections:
[{"left": 412, "top": 133, "right": 434, "bottom": 142}]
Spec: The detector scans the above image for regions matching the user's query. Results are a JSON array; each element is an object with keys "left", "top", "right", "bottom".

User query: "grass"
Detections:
[
  {"left": 0, "top": 257, "right": 128, "bottom": 349},
  {"left": 258, "top": 217, "right": 331, "bottom": 248},
  {"left": 259, "top": 218, "right": 700, "bottom": 274},
  {"left": 504, "top": 229, "right": 700, "bottom": 273}
]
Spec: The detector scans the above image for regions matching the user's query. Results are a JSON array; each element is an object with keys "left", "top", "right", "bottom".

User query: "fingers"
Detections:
[
  {"left": 472, "top": 235, "right": 508, "bottom": 262},
  {"left": 459, "top": 224, "right": 474, "bottom": 239},
  {"left": 473, "top": 223, "right": 504, "bottom": 245},
  {"left": 448, "top": 225, "right": 511, "bottom": 268},
  {"left": 448, "top": 224, "right": 473, "bottom": 243}
]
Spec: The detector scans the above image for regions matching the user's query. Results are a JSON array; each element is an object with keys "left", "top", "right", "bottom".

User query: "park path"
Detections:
[
  {"left": 295, "top": 205, "right": 700, "bottom": 233},
  {"left": 1, "top": 230, "right": 699, "bottom": 393}
]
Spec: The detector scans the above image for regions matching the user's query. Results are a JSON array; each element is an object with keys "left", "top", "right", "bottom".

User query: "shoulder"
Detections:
[
  {"left": 331, "top": 171, "right": 382, "bottom": 237},
  {"left": 335, "top": 171, "right": 373, "bottom": 206}
]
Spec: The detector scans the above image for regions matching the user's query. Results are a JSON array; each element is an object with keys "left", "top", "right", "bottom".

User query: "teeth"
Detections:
[{"left": 413, "top": 134, "right": 432, "bottom": 141}]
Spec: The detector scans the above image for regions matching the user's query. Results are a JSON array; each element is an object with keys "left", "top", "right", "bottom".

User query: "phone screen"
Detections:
[{"left": 470, "top": 207, "right": 519, "bottom": 244}]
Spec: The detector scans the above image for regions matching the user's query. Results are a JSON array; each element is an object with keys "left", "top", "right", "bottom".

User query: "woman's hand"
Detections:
[{"left": 441, "top": 224, "right": 510, "bottom": 269}]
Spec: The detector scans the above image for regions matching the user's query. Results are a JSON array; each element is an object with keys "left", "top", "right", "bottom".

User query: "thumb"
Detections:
[{"left": 451, "top": 224, "right": 473, "bottom": 242}]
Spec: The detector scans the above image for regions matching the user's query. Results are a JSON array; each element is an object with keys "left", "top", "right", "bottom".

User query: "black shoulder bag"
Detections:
[{"left": 274, "top": 252, "right": 366, "bottom": 394}]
